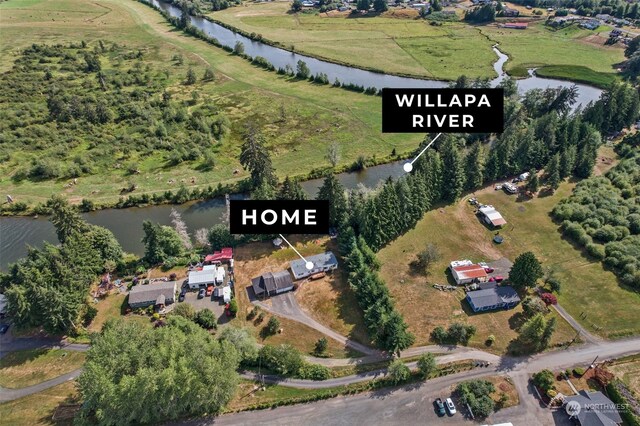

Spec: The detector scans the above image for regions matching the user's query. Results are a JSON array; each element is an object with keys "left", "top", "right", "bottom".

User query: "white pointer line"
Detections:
[
  {"left": 279, "top": 234, "right": 314, "bottom": 270},
  {"left": 404, "top": 132, "right": 442, "bottom": 173}
]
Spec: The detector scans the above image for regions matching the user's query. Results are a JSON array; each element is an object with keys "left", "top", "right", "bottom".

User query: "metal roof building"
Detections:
[
  {"left": 188, "top": 270, "right": 216, "bottom": 289},
  {"left": 251, "top": 270, "right": 294, "bottom": 298},
  {"left": 466, "top": 286, "right": 520, "bottom": 312},
  {"left": 290, "top": 251, "right": 338, "bottom": 280},
  {"left": 478, "top": 205, "right": 507, "bottom": 228},
  {"left": 564, "top": 390, "right": 623, "bottom": 426},
  {"left": 128, "top": 281, "right": 177, "bottom": 309}
]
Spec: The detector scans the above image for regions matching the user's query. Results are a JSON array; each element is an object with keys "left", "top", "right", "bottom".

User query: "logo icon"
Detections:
[{"left": 566, "top": 400, "right": 582, "bottom": 417}]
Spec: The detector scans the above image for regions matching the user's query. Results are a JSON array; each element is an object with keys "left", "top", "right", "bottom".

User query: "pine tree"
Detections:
[
  {"left": 440, "top": 138, "right": 465, "bottom": 202},
  {"left": 278, "top": 176, "right": 307, "bottom": 200},
  {"left": 525, "top": 169, "right": 539, "bottom": 193},
  {"left": 185, "top": 67, "right": 197, "bottom": 85},
  {"left": 239, "top": 126, "right": 277, "bottom": 189},
  {"left": 509, "top": 251, "right": 544, "bottom": 290},
  {"left": 373, "top": 0, "right": 388, "bottom": 12},
  {"left": 464, "top": 142, "right": 484, "bottom": 190},
  {"left": 545, "top": 153, "right": 561, "bottom": 191},
  {"left": 559, "top": 145, "right": 577, "bottom": 178},
  {"left": 316, "top": 174, "right": 347, "bottom": 228}
]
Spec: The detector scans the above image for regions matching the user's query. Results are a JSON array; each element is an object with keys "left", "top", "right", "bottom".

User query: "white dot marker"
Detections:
[
  {"left": 305, "top": 261, "right": 314, "bottom": 270},
  {"left": 403, "top": 162, "right": 413, "bottom": 173},
  {"left": 404, "top": 133, "right": 442, "bottom": 174}
]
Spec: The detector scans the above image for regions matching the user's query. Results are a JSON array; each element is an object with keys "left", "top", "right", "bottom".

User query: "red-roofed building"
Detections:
[
  {"left": 451, "top": 264, "right": 489, "bottom": 285},
  {"left": 204, "top": 247, "right": 233, "bottom": 264}
]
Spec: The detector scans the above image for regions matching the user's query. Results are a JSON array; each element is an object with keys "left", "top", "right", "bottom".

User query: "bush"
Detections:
[
  {"left": 298, "top": 363, "right": 331, "bottom": 380},
  {"left": 586, "top": 243, "right": 606, "bottom": 260},
  {"left": 195, "top": 309, "right": 217, "bottom": 329},
  {"left": 228, "top": 299, "right": 238, "bottom": 317},
  {"left": 532, "top": 370, "right": 555, "bottom": 393},
  {"left": 573, "top": 367, "right": 585, "bottom": 377},
  {"left": 265, "top": 316, "right": 280, "bottom": 336},
  {"left": 259, "top": 344, "right": 304, "bottom": 376},
  {"left": 172, "top": 303, "right": 196, "bottom": 320},
  {"left": 388, "top": 359, "right": 411, "bottom": 384},
  {"left": 540, "top": 293, "right": 558, "bottom": 306},
  {"left": 314, "top": 337, "right": 328, "bottom": 356},
  {"left": 456, "top": 380, "right": 496, "bottom": 418}
]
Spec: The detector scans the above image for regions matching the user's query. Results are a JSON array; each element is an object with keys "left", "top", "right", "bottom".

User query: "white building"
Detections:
[
  {"left": 478, "top": 205, "right": 507, "bottom": 228},
  {"left": 188, "top": 270, "right": 216, "bottom": 289}
]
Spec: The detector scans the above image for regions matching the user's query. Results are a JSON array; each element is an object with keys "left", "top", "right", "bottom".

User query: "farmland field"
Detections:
[
  {"left": 211, "top": 0, "right": 623, "bottom": 85},
  {"left": 0, "top": 0, "right": 421, "bottom": 209}
]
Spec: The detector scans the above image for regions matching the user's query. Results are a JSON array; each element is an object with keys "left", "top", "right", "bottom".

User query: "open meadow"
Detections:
[
  {"left": 0, "top": 0, "right": 421, "bottom": 209},
  {"left": 211, "top": 0, "right": 623, "bottom": 85}
]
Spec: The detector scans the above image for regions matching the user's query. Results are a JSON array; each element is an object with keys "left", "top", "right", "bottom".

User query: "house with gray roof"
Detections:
[
  {"left": 290, "top": 251, "right": 338, "bottom": 280},
  {"left": 128, "top": 281, "right": 177, "bottom": 309},
  {"left": 465, "top": 285, "right": 520, "bottom": 312},
  {"left": 251, "top": 270, "right": 294, "bottom": 298},
  {"left": 564, "top": 390, "right": 623, "bottom": 426}
]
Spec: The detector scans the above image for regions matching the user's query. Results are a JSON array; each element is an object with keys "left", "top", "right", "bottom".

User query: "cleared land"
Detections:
[
  {"left": 232, "top": 236, "right": 370, "bottom": 355},
  {"left": 481, "top": 21, "right": 623, "bottom": 85},
  {"left": 609, "top": 355, "right": 640, "bottom": 395},
  {"left": 377, "top": 173, "right": 640, "bottom": 348},
  {"left": 0, "top": 381, "right": 79, "bottom": 426},
  {"left": 0, "top": 349, "right": 85, "bottom": 389},
  {"left": 211, "top": 1, "right": 623, "bottom": 85},
  {"left": 0, "top": 0, "right": 421, "bottom": 207}
]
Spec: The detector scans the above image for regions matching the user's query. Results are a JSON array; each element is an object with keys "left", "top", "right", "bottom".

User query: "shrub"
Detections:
[
  {"left": 259, "top": 344, "right": 304, "bottom": 375},
  {"left": 195, "top": 308, "right": 217, "bottom": 329},
  {"left": 172, "top": 303, "right": 196, "bottom": 320},
  {"left": 586, "top": 243, "right": 606, "bottom": 260},
  {"left": 540, "top": 293, "right": 558, "bottom": 306},
  {"left": 532, "top": 370, "right": 555, "bottom": 392},
  {"left": 228, "top": 299, "right": 238, "bottom": 317},
  {"left": 573, "top": 367, "right": 585, "bottom": 377},
  {"left": 265, "top": 316, "right": 280, "bottom": 336},
  {"left": 388, "top": 359, "right": 411, "bottom": 384},
  {"left": 314, "top": 337, "right": 328, "bottom": 356},
  {"left": 298, "top": 363, "right": 331, "bottom": 380}
]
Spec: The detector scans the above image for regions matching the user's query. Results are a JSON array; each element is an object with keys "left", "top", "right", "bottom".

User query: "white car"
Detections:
[{"left": 446, "top": 398, "right": 457, "bottom": 415}]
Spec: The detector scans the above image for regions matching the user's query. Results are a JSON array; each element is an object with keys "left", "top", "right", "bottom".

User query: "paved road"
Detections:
[
  {"left": 183, "top": 337, "right": 640, "bottom": 426},
  {"left": 0, "top": 369, "right": 82, "bottom": 402},
  {"left": 254, "top": 293, "right": 380, "bottom": 357}
]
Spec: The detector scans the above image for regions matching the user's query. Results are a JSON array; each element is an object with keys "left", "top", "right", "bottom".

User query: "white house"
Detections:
[{"left": 188, "top": 269, "right": 216, "bottom": 289}]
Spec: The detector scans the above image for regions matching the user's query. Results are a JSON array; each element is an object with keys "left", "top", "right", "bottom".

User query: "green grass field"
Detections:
[
  {"left": 378, "top": 165, "right": 640, "bottom": 343},
  {"left": 211, "top": 1, "right": 624, "bottom": 85},
  {"left": 0, "top": 349, "right": 85, "bottom": 389},
  {"left": 481, "top": 22, "right": 623, "bottom": 86},
  {"left": 0, "top": 381, "right": 79, "bottom": 426},
  {"left": 0, "top": 0, "right": 421, "bottom": 208}
]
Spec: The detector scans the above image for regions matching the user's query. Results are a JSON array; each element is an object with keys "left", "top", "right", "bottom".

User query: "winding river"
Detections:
[{"left": 0, "top": 0, "right": 605, "bottom": 269}]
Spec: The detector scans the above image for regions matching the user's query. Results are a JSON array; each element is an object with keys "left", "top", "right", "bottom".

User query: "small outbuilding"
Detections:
[
  {"left": 451, "top": 264, "right": 488, "bottom": 285},
  {"left": 188, "top": 270, "right": 216, "bottom": 289},
  {"left": 251, "top": 270, "right": 295, "bottom": 298},
  {"left": 290, "top": 251, "right": 338, "bottom": 280},
  {"left": 478, "top": 205, "right": 507, "bottom": 228},
  {"left": 128, "top": 281, "right": 177, "bottom": 309},
  {"left": 466, "top": 285, "right": 520, "bottom": 312}
]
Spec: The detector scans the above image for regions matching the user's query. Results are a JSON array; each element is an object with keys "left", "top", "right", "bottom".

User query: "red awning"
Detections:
[{"left": 204, "top": 247, "right": 233, "bottom": 263}]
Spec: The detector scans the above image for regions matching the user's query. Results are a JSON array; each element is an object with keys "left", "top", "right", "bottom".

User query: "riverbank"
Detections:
[{"left": 210, "top": 0, "right": 623, "bottom": 88}]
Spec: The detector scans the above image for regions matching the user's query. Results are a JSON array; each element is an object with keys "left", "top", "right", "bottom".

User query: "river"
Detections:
[{"left": 0, "top": 1, "right": 605, "bottom": 269}]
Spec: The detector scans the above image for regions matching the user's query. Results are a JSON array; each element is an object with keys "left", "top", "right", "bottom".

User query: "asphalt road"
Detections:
[{"left": 179, "top": 336, "right": 640, "bottom": 426}]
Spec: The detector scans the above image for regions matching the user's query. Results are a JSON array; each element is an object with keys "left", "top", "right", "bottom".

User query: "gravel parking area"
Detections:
[
  {"left": 487, "top": 257, "right": 513, "bottom": 278},
  {"left": 181, "top": 289, "right": 230, "bottom": 326}
]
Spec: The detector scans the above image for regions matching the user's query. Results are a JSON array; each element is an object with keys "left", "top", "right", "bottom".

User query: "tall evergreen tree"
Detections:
[
  {"left": 464, "top": 142, "right": 484, "bottom": 191},
  {"left": 48, "top": 196, "right": 88, "bottom": 244},
  {"left": 545, "top": 153, "right": 561, "bottom": 191},
  {"left": 278, "top": 176, "right": 307, "bottom": 200},
  {"left": 509, "top": 251, "right": 543, "bottom": 291},
  {"left": 440, "top": 138, "right": 465, "bottom": 202},
  {"left": 316, "top": 174, "right": 347, "bottom": 228},
  {"left": 239, "top": 126, "right": 277, "bottom": 189}
]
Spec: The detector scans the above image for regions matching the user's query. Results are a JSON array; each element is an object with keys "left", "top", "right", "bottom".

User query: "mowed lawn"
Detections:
[
  {"left": 232, "top": 236, "right": 369, "bottom": 356},
  {"left": 0, "top": 349, "right": 85, "bottom": 389},
  {"left": 212, "top": 1, "right": 498, "bottom": 79},
  {"left": 0, "top": 381, "right": 79, "bottom": 426},
  {"left": 481, "top": 21, "right": 623, "bottom": 84},
  {"left": 0, "top": 0, "right": 421, "bottom": 207},
  {"left": 378, "top": 174, "right": 640, "bottom": 348}
]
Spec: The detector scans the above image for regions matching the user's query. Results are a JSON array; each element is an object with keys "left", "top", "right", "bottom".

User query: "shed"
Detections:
[
  {"left": 188, "top": 270, "right": 216, "bottom": 289},
  {"left": 128, "top": 281, "right": 177, "bottom": 309},
  {"left": 222, "top": 286, "right": 232, "bottom": 303},
  {"left": 290, "top": 251, "right": 338, "bottom": 280},
  {"left": 478, "top": 205, "right": 507, "bottom": 228},
  {"left": 451, "top": 264, "right": 488, "bottom": 285},
  {"left": 251, "top": 270, "right": 295, "bottom": 298},
  {"left": 204, "top": 247, "right": 233, "bottom": 264},
  {"left": 465, "top": 286, "right": 520, "bottom": 312}
]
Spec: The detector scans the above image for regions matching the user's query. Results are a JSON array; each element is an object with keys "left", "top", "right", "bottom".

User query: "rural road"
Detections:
[{"left": 184, "top": 336, "right": 640, "bottom": 426}]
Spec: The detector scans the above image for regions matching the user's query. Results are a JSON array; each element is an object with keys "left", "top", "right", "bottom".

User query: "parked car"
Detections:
[
  {"left": 494, "top": 275, "right": 505, "bottom": 282},
  {"left": 213, "top": 287, "right": 220, "bottom": 298},
  {"left": 197, "top": 288, "right": 206, "bottom": 299},
  {"left": 178, "top": 289, "right": 187, "bottom": 302},
  {"left": 206, "top": 285, "right": 214, "bottom": 297},
  {"left": 225, "top": 303, "right": 232, "bottom": 317},
  {"left": 0, "top": 324, "right": 9, "bottom": 335},
  {"left": 484, "top": 267, "right": 495, "bottom": 273},
  {"left": 435, "top": 398, "right": 446, "bottom": 416},
  {"left": 446, "top": 398, "right": 457, "bottom": 415}
]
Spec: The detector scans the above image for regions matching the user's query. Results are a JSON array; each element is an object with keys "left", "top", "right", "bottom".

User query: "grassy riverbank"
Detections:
[
  {"left": 211, "top": 1, "right": 623, "bottom": 86},
  {"left": 0, "top": 0, "right": 421, "bottom": 210}
]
